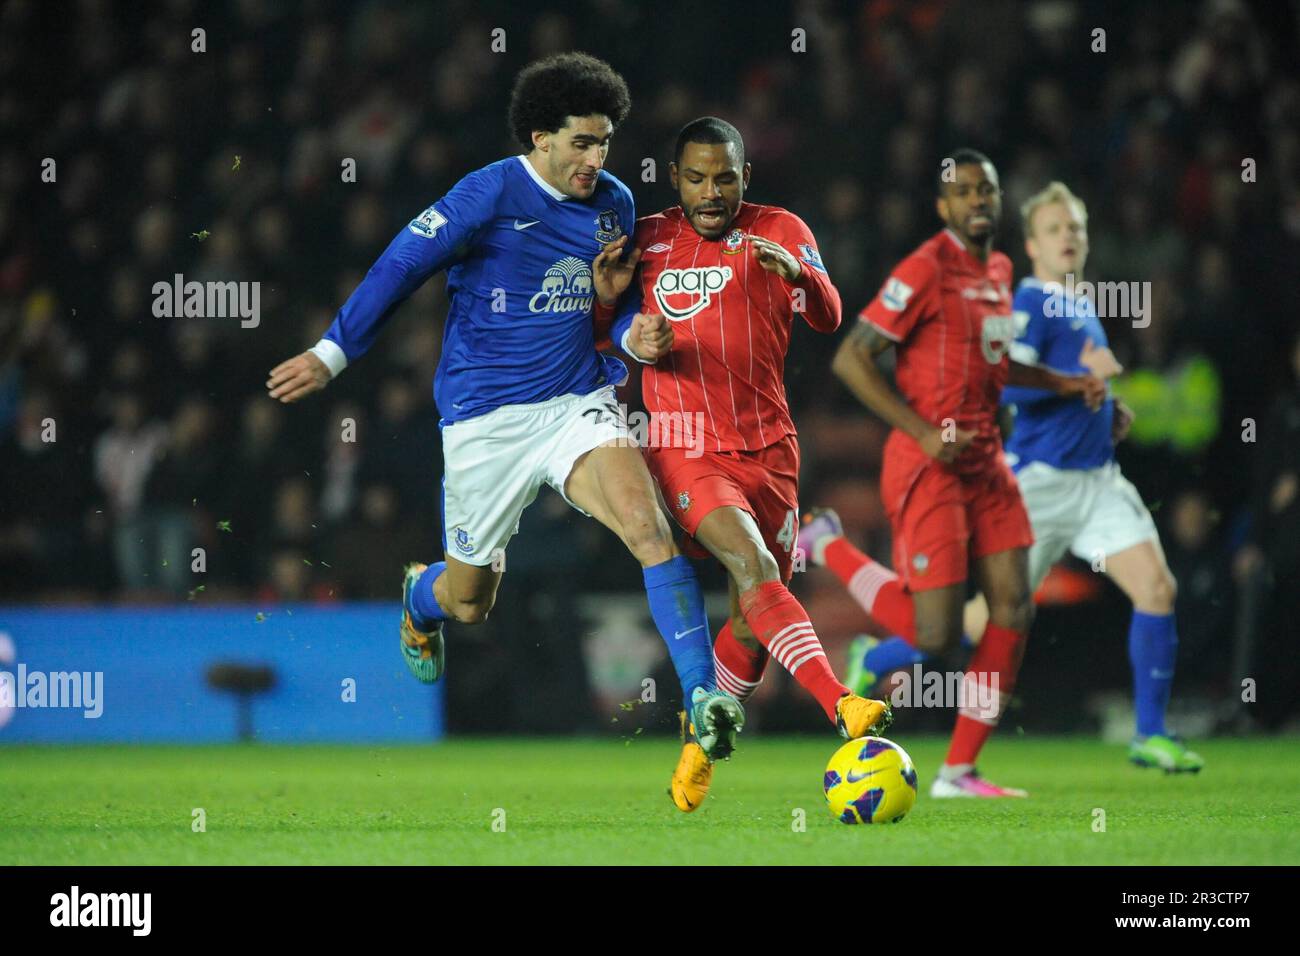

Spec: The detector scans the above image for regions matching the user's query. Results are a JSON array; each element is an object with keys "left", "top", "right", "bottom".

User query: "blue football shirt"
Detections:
[
  {"left": 1002, "top": 277, "right": 1115, "bottom": 471},
  {"left": 316, "top": 155, "right": 634, "bottom": 422}
]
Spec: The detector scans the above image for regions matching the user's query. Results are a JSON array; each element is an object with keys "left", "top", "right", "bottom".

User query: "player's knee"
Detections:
[
  {"left": 723, "top": 541, "right": 779, "bottom": 591},
  {"left": 988, "top": 594, "right": 1034, "bottom": 634},
  {"left": 1140, "top": 570, "right": 1177, "bottom": 614},
  {"left": 914, "top": 619, "right": 961, "bottom": 655},
  {"left": 619, "top": 504, "right": 674, "bottom": 565}
]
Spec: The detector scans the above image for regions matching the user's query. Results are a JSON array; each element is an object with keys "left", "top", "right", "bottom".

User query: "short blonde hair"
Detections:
[{"left": 1020, "top": 181, "right": 1088, "bottom": 237}]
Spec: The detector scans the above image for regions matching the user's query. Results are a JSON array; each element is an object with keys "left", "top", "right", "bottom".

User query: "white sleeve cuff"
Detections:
[
  {"left": 621, "top": 327, "right": 654, "bottom": 365},
  {"left": 1009, "top": 342, "right": 1039, "bottom": 366},
  {"left": 309, "top": 339, "right": 348, "bottom": 379}
]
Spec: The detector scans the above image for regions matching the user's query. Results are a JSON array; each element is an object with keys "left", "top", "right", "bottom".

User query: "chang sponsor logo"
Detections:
[{"left": 529, "top": 256, "right": 595, "bottom": 314}]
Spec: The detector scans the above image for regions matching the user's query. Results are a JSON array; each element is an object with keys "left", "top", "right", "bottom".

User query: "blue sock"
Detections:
[
  {"left": 863, "top": 636, "right": 927, "bottom": 675},
  {"left": 643, "top": 556, "right": 715, "bottom": 697},
  {"left": 408, "top": 561, "right": 449, "bottom": 631},
  {"left": 1129, "top": 610, "right": 1178, "bottom": 738},
  {"left": 863, "top": 631, "right": 974, "bottom": 674}
]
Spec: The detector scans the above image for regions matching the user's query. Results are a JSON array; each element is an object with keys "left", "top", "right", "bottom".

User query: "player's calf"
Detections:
[
  {"left": 432, "top": 560, "right": 501, "bottom": 624},
  {"left": 984, "top": 591, "right": 1034, "bottom": 637}
]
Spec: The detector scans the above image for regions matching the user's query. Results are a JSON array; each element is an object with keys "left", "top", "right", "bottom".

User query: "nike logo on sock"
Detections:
[
  {"left": 514, "top": 219, "right": 541, "bottom": 230},
  {"left": 674, "top": 625, "right": 704, "bottom": 640}
]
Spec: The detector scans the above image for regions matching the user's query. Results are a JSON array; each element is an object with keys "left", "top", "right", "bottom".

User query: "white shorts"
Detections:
[
  {"left": 440, "top": 386, "right": 629, "bottom": 566},
  {"left": 1015, "top": 460, "right": 1159, "bottom": 589}
]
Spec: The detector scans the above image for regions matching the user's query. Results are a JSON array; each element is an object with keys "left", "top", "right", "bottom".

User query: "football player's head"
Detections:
[
  {"left": 1021, "top": 181, "right": 1090, "bottom": 281},
  {"left": 935, "top": 148, "right": 1002, "bottom": 246},
  {"left": 509, "top": 53, "right": 631, "bottom": 199},
  {"left": 671, "top": 117, "right": 751, "bottom": 239}
]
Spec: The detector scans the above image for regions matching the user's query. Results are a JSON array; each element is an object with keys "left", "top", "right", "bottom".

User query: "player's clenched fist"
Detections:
[
  {"left": 267, "top": 351, "right": 331, "bottom": 403},
  {"left": 628, "top": 312, "right": 673, "bottom": 362}
]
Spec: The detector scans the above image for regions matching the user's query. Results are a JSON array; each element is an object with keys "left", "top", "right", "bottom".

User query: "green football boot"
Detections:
[
  {"left": 400, "top": 562, "right": 445, "bottom": 684},
  {"left": 688, "top": 686, "right": 745, "bottom": 761},
  {"left": 845, "top": 634, "right": 881, "bottom": 697},
  {"left": 1129, "top": 734, "right": 1204, "bottom": 773}
]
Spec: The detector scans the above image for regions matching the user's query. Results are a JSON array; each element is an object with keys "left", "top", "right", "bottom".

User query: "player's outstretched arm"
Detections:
[
  {"left": 280, "top": 165, "right": 501, "bottom": 397},
  {"left": 267, "top": 352, "right": 331, "bottom": 404},
  {"left": 832, "top": 321, "right": 972, "bottom": 462}
]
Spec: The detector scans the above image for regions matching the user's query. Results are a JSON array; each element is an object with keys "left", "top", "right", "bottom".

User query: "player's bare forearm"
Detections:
[
  {"left": 1009, "top": 360, "right": 1105, "bottom": 410},
  {"left": 832, "top": 321, "right": 932, "bottom": 441},
  {"left": 1008, "top": 360, "right": 1064, "bottom": 391}
]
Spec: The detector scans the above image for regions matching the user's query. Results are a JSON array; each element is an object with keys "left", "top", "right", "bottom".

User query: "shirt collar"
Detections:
[{"left": 517, "top": 154, "right": 570, "bottom": 202}]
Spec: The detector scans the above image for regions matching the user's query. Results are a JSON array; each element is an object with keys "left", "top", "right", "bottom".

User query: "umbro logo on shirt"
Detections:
[{"left": 646, "top": 242, "right": 671, "bottom": 254}]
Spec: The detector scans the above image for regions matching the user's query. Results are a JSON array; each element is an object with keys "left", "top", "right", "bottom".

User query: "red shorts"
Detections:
[
  {"left": 879, "top": 433, "right": 1034, "bottom": 592},
  {"left": 646, "top": 435, "right": 801, "bottom": 582}
]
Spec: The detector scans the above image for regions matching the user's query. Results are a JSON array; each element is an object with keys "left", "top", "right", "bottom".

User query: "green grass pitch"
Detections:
[{"left": 2, "top": 737, "right": 1297, "bottom": 865}]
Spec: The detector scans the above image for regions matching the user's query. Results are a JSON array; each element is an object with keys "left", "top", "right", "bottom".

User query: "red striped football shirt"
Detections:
[
  {"left": 629, "top": 202, "right": 841, "bottom": 452},
  {"left": 859, "top": 228, "right": 1015, "bottom": 475}
]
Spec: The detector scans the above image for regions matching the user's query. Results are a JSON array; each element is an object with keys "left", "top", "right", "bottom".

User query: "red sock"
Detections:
[
  {"left": 712, "top": 619, "right": 769, "bottom": 702},
  {"left": 945, "top": 623, "right": 1026, "bottom": 767},
  {"left": 823, "top": 538, "right": 916, "bottom": 643},
  {"left": 739, "top": 581, "right": 848, "bottom": 722}
]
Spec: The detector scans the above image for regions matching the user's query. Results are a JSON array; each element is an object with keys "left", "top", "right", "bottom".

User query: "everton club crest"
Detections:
[{"left": 594, "top": 209, "right": 622, "bottom": 244}]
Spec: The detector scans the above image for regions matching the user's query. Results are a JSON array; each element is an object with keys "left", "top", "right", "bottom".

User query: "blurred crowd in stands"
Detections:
[{"left": 2, "top": 0, "right": 1297, "bottom": 727}]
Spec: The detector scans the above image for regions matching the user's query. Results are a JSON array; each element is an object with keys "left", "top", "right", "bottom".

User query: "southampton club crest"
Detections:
[
  {"left": 722, "top": 228, "right": 745, "bottom": 254},
  {"left": 677, "top": 491, "right": 692, "bottom": 513},
  {"left": 594, "top": 209, "right": 623, "bottom": 244}
]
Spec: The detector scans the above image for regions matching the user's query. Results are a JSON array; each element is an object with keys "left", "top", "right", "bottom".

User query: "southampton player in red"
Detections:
[
  {"left": 824, "top": 150, "right": 1104, "bottom": 797},
  {"left": 603, "top": 118, "right": 891, "bottom": 811}
]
